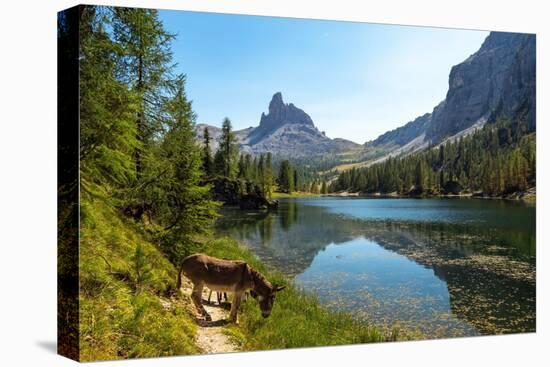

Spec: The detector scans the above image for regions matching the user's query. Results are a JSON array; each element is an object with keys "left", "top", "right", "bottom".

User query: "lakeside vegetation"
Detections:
[
  {"left": 272, "top": 191, "right": 322, "bottom": 198},
  {"left": 79, "top": 199, "right": 199, "bottom": 361},
  {"left": 199, "top": 122, "right": 330, "bottom": 200},
  {"left": 79, "top": 198, "right": 397, "bottom": 361},
  {"left": 67, "top": 5, "right": 394, "bottom": 360}
]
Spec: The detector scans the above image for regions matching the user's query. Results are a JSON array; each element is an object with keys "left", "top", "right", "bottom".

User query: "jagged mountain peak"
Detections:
[
  {"left": 268, "top": 91, "right": 284, "bottom": 112},
  {"left": 259, "top": 92, "right": 314, "bottom": 128},
  {"left": 248, "top": 92, "right": 317, "bottom": 146},
  {"left": 195, "top": 92, "right": 360, "bottom": 157}
]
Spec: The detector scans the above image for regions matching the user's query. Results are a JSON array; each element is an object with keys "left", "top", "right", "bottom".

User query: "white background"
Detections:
[{"left": 0, "top": 0, "right": 547, "bottom": 365}]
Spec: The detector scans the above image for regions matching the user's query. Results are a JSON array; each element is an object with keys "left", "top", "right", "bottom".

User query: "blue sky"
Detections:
[{"left": 159, "top": 10, "right": 488, "bottom": 143}]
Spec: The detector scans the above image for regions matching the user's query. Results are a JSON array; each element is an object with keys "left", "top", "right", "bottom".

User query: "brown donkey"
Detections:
[{"left": 177, "top": 253, "right": 285, "bottom": 323}]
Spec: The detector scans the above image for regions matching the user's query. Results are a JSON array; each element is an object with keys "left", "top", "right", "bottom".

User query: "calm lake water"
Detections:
[{"left": 215, "top": 197, "right": 536, "bottom": 338}]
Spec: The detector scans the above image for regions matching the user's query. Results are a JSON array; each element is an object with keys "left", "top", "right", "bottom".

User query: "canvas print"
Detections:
[{"left": 57, "top": 4, "right": 536, "bottom": 362}]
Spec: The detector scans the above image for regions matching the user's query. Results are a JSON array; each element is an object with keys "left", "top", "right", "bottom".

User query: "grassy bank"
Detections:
[
  {"left": 79, "top": 199, "right": 199, "bottom": 361},
  {"left": 202, "top": 237, "right": 399, "bottom": 350},
  {"left": 272, "top": 191, "right": 322, "bottom": 199},
  {"left": 80, "top": 199, "right": 397, "bottom": 360}
]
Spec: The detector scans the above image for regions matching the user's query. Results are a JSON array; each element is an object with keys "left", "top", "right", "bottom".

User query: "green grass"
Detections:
[
  {"left": 79, "top": 199, "right": 402, "bottom": 360},
  {"left": 272, "top": 191, "right": 322, "bottom": 199},
  {"left": 203, "top": 237, "right": 401, "bottom": 350},
  {"left": 79, "top": 199, "right": 199, "bottom": 361}
]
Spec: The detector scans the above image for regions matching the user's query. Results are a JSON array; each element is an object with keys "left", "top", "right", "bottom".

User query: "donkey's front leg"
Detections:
[
  {"left": 229, "top": 292, "right": 243, "bottom": 324},
  {"left": 191, "top": 283, "right": 211, "bottom": 321}
]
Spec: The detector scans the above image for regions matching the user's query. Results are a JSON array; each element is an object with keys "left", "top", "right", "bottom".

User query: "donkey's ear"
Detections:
[
  {"left": 250, "top": 290, "right": 258, "bottom": 299},
  {"left": 275, "top": 285, "right": 286, "bottom": 292}
]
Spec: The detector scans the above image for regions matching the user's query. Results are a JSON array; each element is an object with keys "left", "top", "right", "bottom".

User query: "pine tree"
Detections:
[
  {"left": 152, "top": 75, "right": 219, "bottom": 261},
  {"left": 202, "top": 127, "right": 214, "bottom": 177},
  {"left": 112, "top": 8, "right": 175, "bottom": 177},
  {"left": 215, "top": 118, "right": 238, "bottom": 178},
  {"left": 278, "top": 160, "right": 294, "bottom": 193},
  {"left": 237, "top": 153, "right": 246, "bottom": 179},
  {"left": 258, "top": 154, "right": 265, "bottom": 195},
  {"left": 79, "top": 6, "right": 137, "bottom": 196},
  {"left": 321, "top": 181, "right": 328, "bottom": 194},
  {"left": 310, "top": 181, "right": 320, "bottom": 194},
  {"left": 244, "top": 154, "right": 253, "bottom": 180},
  {"left": 334, "top": 117, "right": 535, "bottom": 197},
  {"left": 415, "top": 159, "right": 426, "bottom": 191},
  {"left": 264, "top": 153, "right": 274, "bottom": 199}
]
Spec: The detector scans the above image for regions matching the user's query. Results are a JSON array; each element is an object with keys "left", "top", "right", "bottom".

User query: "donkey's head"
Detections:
[
  {"left": 251, "top": 284, "right": 286, "bottom": 318},
  {"left": 249, "top": 267, "right": 286, "bottom": 318}
]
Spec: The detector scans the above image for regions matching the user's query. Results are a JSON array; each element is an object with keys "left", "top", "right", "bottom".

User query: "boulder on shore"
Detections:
[{"left": 239, "top": 194, "right": 278, "bottom": 210}]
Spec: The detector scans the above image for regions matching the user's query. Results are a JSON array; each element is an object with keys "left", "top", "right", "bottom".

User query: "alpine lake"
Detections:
[{"left": 215, "top": 197, "right": 536, "bottom": 339}]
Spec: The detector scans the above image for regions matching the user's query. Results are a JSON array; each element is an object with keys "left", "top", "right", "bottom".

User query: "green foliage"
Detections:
[
  {"left": 79, "top": 7, "right": 218, "bottom": 264},
  {"left": 277, "top": 160, "right": 295, "bottom": 193},
  {"left": 133, "top": 244, "right": 152, "bottom": 294},
  {"left": 334, "top": 119, "right": 535, "bottom": 197},
  {"left": 235, "top": 152, "right": 275, "bottom": 199},
  {"left": 320, "top": 181, "right": 328, "bottom": 194},
  {"left": 76, "top": 5, "right": 420, "bottom": 359},
  {"left": 139, "top": 75, "right": 219, "bottom": 262},
  {"left": 309, "top": 180, "right": 320, "bottom": 194},
  {"left": 79, "top": 6, "right": 138, "bottom": 198},
  {"left": 214, "top": 118, "right": 239, "bottom": 178},
  {"left": 78, "top": 6, "right": 217, "bottom": 359},
  {"left": 201, "top": 127, "right": 214, "bottom": 177},
  {"left": 111, "top": 7, "right": 175, "bottom": 176},
  {"left": 79, "top": 199, "right": 198, "bottom": 361}
]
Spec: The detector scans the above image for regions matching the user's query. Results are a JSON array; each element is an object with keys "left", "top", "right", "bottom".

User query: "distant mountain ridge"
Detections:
[
  {"left": 195, "top": 92, "right": 360, "bottom": 157},
  {"left": 366, "top": 31, "right": 536, "bottom": 157},
  {"left": 196, "top": 31, "right": 535, "bottom": 170}
]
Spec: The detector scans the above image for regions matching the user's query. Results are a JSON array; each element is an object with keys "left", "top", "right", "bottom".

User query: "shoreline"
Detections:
[
  {"left": 272, "top": 191, "right": 322, "bottom": 199},
  {"left": 325, "top": 188, "right": 536, "bottom": 203},
  {"left": 203, "top": 237, "right": 403, "bottom": 349}
]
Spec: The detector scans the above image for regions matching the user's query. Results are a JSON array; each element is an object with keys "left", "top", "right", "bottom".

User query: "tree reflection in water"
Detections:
[{"left": 215, "top": 198, "right": 535, "bottom": 337}]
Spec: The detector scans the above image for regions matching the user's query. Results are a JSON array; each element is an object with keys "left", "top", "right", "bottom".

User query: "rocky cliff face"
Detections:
[
  {"left": 426, "top": 32, "right": 536, "bottom": 140},
  {"left": 247, "top": 92, "right": 315, "bottom": 145},
  {"left": 196, "top": 92, "right": 359, "bottom": 157},
  {"left": 371, "top": 112, "right": 433, "bottom": 148},
  {"left": 369, "top": 31, "right": 535, "bottom": 152}
]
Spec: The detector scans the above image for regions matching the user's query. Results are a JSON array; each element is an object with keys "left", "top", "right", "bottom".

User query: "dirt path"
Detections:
[{"left": 172, "top": 279, "right": 239, "bottom": 355}]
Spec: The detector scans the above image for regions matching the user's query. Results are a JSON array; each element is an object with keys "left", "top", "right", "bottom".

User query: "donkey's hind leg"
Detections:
[
  {"left": 229, "top": 292, "right": 243, "bottom": 324},
  {"left": 191, "top": 283, "right": 211, "bottom": 321}
]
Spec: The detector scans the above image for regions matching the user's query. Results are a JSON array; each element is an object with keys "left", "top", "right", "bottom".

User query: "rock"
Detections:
[
  {"left": 204, "top": 177, "right": 278, "bottom": 210},
  {"left": 206, "top": 177, "right": 242, "bottom": 206},
  {"left": 367, "top": 32, "right": 535, "bottom": 153},
  {"left": 195, "top": 92, "right": 359, "bottom": 157},
  {"left": 426, "top": 32, "right": 536, "bottom": 141},
  {"left": 239, "top": 194, "right": 278, "bottom": 210},
  {"left": 370, "top": 111, "right": 433, "bottom": 148}
]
